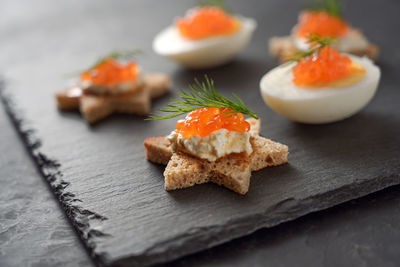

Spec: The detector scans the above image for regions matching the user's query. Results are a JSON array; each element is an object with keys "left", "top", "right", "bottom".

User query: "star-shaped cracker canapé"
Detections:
[
  {"left": 56, "top": 51, "right": 170, "bottom": 124},
  {"left": 144, "top": 77, "right": 288, "bottom": 195}
]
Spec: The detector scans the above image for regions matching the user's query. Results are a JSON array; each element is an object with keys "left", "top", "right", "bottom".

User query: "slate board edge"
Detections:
[
  {"left": 0, "top": 82, "right": 110, "bottom": 267},
  {"left": 112, "top": 173, "right": 400, "bottom": 267},
  {"left": 1, "top": 81, "right": 400, "bottom": 267}
]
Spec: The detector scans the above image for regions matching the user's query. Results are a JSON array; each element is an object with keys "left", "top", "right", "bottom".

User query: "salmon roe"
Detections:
[
  {"left": 293, "top": 46, "right": 354, "bottom": 87},
  {"left": 296, "top": 11, "right": 348, "bottom": 38},
  {"left": 176, "top": 7, "right": 240, "bottom": 40},
  {"left": 81, "top": 58, "right": 139, "bottom": 87},
  {"left": 176, "top": 107, "right": 250, "bottom": 139}
]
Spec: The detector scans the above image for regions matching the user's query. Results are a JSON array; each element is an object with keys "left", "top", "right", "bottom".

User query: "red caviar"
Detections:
[
  {"left": 176, "top": 107, "right": 250, "bottom": 139},
  {"left": 81, "top": 58, "right": 139, "bottom": 87},
  {"left": 293, "top": 46, "right": 354, "bottom": 87},
  {"left": 176, "top": 7, "right": 240, "bottom": 40},
  {"left": 296, "top": 11, "right": 348, "bottom": 38}
]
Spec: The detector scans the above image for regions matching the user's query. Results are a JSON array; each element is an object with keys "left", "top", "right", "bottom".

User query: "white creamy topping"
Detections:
[
  {"left": 292, "top": 28, "right": 370, "bottom": 53},
  {"left": 167, "top": 129, "right": 253, "bottom": 162},
  {"left": 66, "top": 86, "right": 82, "bottom": 97}
]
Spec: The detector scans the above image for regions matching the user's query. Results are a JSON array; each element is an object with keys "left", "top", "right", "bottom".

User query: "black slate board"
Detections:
[{"left": 1, "top": 0, "right": 400, "bottom": 266}]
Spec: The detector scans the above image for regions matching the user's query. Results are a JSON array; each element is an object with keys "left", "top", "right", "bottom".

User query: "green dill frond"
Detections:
[
  {"left": 288, "top": 33, "right": 337, "bottom": 62},
  {"left": 85, "top": 49, "right": 143, "bottom": 72},
  {"left": 198, "top": 0, "right": 232, "bottom": 13},
  {"left": 147, "top": 76, "right": 258, "bottom": 120},
  {"left": 307, "top": 33, "right": 337, "bottom": 46},
  {"left": 308, "top": 0, "right": 342, "bottom": 17}
]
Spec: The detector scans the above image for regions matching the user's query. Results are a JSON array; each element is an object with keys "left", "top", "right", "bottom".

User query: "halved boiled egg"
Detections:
[
  {"left": 260, "top": 46, "right": 381, "bottom": 124},
  {"left": 153, "top": 6, "right": 256, "bottom": 69}
]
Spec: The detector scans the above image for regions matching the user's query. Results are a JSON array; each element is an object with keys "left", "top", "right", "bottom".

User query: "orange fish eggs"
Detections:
[
  {"left": 81, "top": 58, "right": 139, "bottom": 87},
  {"left": 296, "top": 11, "right": 349, "bottom": 38},
  {"left": 176, "top": 7, "right": 240, "bottom": 40},
  {"left": 292, "top": 46, "right": 361, "bottom": 87},
  {"left": 176, "top": 107, "right": 250, "bottom": 138}
]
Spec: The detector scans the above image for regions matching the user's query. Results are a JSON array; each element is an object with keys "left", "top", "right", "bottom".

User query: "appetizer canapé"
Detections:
[
  {"left": 269, "top": 0, "right": 379, "bottom": 62},
  {"left": 153, "top": 0, "right": 256, "bottom": 69},
  {"left": 144, "top": 77, "right": 288, "bottom": 195},
  {"left": 55, "top": 51, "right": 170, "bottom": 124},
  {"left": 260, "top": 35, "right": 381, "bottom": 124}
]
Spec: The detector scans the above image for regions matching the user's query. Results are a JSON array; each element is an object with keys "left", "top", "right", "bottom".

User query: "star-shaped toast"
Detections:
[
  {"left": 56, "top": 73, "right": 170, "bottom": 123},
  {"left": 144, "top": 119, "right": 288, "bottom": 195}
]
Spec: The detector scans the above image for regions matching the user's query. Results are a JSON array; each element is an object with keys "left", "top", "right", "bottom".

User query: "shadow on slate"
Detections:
[
  {"left": 160, "top": 185, "right": 400, "bottom": 267},
  {"left": 0, "top": 0, "right": 400, "bottom": 266}
]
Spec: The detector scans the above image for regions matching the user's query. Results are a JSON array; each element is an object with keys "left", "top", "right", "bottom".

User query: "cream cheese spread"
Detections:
[{"left": 168, "top": 128, "right": 253, "bottom": 162}]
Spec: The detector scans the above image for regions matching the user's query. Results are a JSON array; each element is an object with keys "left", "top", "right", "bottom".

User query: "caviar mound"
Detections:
[
  {"left": 293, "top": 46, "right": 358, "bottom": 87},
  {"left": 176, "top": 107, "right": 250, "bottom": 138},
  {"left": 296, "top": 11, "right": 348, "bottom": 38},
  {"left": 176, "top": 7, "right": 240, "bottom": 40},
  {"left": 81, "top": 58, "right": 139, "bottom": 87}
]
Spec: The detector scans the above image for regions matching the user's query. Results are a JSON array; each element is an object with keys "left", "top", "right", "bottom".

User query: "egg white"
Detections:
[
  {"left": 153, "top": 16, "right": 257, "bottom": 69},
  {"left": 259, "top": 55, "right": 381, "bottom": 124}
]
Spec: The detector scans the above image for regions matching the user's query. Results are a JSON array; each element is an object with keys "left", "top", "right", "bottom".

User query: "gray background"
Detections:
[{"left": 1, "top": 0, "right": 400, "bottom": 266}]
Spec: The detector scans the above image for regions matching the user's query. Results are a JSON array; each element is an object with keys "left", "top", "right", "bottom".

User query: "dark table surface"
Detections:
[{"left": 1, "top": 0, "right": 400, "bottom": 266}]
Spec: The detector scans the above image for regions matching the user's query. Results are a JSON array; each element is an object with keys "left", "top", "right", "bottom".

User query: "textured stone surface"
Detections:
[
  {"left": 165, "top": 186, "right": 400, "bottom": 267},
  {"left": 1, "top": 0, "right": 400, "bottom": 266},
  {"left": 0, "top": 97, "right": 93, "bottom": 267}
]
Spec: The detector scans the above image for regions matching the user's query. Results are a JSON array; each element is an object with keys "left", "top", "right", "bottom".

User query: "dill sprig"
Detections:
[
  {"left": 198, "top": 0, "right": 232, "bottom": 13},
  {"left": 308, "top": 0, "right": 342, "bottom": 17},
  {"left": 83, "top": 49, "right": 142, "bottom": 73},
  {"left": 147, "top": 76, "right": 258, "bottom": 120},
  {"left": 288, "top": 34, "right": 337, "bottom": 62}
]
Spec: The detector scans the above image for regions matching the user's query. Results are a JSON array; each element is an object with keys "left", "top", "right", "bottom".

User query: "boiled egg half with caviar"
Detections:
[
  {"left": 292, "top": 10, "right": 372, "bottom": 57},
  {"left": 153, "top": 6, "right": 256, "bottom": 69},
  {"left": 260, "top": 46, "right": 381, "bottom": 124}
]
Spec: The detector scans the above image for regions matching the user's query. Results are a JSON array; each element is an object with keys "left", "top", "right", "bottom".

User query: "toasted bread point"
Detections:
[
  {"left": 250, "top": 136, "right": 289, "bottom": 171},
  {"left": 209, "top": 153, "right": 252, "bottom": 195},
  {"left": 143, "top": 73, "right": 171, "bottom": 99},
  {"left": 144, "top": 137, "right": 172, "bottom": 165},
  {"left": 79, "top": 95, "right": 114, "bottom": 124},
  {"left": 350, "top": 43, "right": 379, "bottom": 61},
  {"left": 269, "top": 35, "right": 379, "bottom": 63},
  {"left": 113, "top": 87, "right": 151, "bottom": 115},
  {"left": 55, "top": 87, "right": 82, "bottom": 110},
  {"left": 164, "top": 153, "right": 210, "bottom": 190},
  {"left": 211, "top": 172, "right": 250, "bottom": 195},
  {"left": 165, "top": 152, "right": 252, "bottom": 194}
]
